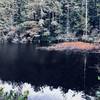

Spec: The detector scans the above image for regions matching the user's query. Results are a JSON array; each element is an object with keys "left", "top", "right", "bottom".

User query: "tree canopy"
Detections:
[{"left": 0, "top": 0, "right": 99, "bottom": 43}]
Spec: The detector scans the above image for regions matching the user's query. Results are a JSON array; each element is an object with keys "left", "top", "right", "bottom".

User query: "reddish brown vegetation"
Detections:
[{"left": 47, "top": 42, "right": 99, "bottom": 51}]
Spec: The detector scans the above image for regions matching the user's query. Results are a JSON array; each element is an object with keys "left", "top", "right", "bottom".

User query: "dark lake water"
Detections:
[{"left": 0, "top": 43, "right": 99, "bottom": 92}]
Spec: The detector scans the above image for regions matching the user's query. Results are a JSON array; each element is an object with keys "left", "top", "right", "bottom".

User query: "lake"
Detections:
[{"left": 0, "top": 43, "right": 99, "bottom": 93}]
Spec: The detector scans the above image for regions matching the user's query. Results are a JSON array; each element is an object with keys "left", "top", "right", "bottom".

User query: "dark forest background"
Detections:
[{"left": 0, "top": 0, "right": 99, "bottom": 44}]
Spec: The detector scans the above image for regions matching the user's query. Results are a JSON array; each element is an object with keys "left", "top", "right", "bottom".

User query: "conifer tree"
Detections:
[{"left": 13, "top": 0, "right": 28, "bottom": 25}]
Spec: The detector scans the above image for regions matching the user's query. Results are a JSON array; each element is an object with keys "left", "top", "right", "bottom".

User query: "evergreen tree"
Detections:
[
  {"left": 60, "top": 0, "right": 68, "bottom": 34},
  {"left": 13, "top": 0, "right": 28, "bottom": 25},
  {"left": 88, "top": 0, "right": 98, "bottom": 28}
]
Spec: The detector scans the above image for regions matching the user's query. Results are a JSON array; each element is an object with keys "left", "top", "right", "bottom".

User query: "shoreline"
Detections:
[{"left": 37, "top": 42, "right": 100, "bottom": 53}]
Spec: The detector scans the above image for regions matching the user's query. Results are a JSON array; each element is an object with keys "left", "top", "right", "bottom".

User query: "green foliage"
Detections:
[
  {"left": 0, "top": 89, "right": 28, "bottom": 100},
  {"left": 98, "top": 76, "right": 100, "bottom": 80},
  {"left": 0, "top": 0, "right": 99, "bottom": 44},
  {"left": 96, "top": 90, "right": 100, "bottom": 100}
]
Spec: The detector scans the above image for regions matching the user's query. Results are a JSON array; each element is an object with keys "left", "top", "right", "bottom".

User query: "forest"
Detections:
[
  {"left": 0, "top": 0, "right": 99, "bottom": 44},
  {"left": 0, "top": 0, "right": 100, "bottom": 100}
]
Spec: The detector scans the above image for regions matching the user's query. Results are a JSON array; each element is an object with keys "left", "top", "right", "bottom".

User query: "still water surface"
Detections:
[{"left": 0, "top": 43, "right": 99, "bottom": 92}]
